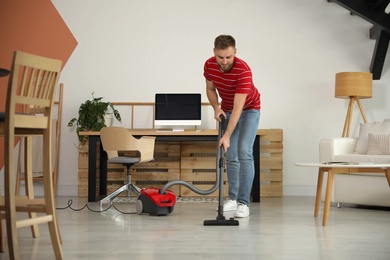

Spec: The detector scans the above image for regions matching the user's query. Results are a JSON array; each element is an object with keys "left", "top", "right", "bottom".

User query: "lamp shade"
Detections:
[{"left": 335, "top": 72, "right": 372, "bottom": 99}]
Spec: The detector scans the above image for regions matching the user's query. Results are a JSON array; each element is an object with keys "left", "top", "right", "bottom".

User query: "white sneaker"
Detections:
[
  {"left": 216, "top": 199, "right": 237, "bottom": 212},
  {"left": 234, "top": 203, "right": 250, "bottom": 218}
]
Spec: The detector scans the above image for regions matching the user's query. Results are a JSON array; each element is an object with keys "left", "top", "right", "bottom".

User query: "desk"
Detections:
[
  {"left": 295, "top": 163, "right": 390, "bottom": 226},
  {"left": 81, "top": 129, "right": 261, "bottom": 203}
]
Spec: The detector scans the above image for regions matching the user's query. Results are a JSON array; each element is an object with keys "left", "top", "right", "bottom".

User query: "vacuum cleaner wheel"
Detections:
[{"left": 136, "top": 199, "right": 143, "bottom": 215}]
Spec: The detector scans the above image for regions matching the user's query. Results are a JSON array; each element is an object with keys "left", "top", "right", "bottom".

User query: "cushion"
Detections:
[
  {"left": 334, "top": 153, "right": 390, "bottom": 164},
  {"left": 367, "top": 132, "right": 390, "bottom": 155},
  {"left": 354, "top": 122, "right": 390, "bottom": 154}
]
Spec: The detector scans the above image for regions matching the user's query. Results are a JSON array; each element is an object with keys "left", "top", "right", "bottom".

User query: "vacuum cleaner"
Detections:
[
  {"left": 135, "top": 187, "right": 176, "bottom": 216},
  {"left": 136, "top": 116, "right": 239, "bottom": 226}
]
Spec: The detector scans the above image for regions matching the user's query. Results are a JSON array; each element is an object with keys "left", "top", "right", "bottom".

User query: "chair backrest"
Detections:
[
  {"left": 5, "top": 51, "right": 62, "bottom": 132},
  {"left": 17, "top": 83, "right": 64, "bottom": 182},
  {"left": 100, "top": 126, "right": 156, "bottom": 163}
]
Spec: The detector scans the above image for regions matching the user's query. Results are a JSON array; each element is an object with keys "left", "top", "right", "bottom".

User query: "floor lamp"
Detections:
[{"left": 335, "top": 72, "right": 372, "bottom": 137}]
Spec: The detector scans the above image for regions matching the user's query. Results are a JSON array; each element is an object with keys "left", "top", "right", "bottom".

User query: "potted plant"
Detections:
[{"left": 68, "top": 93, "right": 121, "bottom": 142}]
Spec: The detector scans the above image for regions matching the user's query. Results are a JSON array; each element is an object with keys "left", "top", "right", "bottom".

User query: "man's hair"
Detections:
[{"left": 214, "top": 35, "right": 236, "bottom": 50}]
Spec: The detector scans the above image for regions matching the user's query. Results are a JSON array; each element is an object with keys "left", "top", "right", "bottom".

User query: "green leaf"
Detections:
[{"left": 67, "top": 92, "right": 122, "bottom": 142}]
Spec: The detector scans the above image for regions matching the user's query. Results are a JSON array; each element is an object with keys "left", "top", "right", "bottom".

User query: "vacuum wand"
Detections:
[{"left": 204, "top": 116, "right": 239, "bottom": 226}]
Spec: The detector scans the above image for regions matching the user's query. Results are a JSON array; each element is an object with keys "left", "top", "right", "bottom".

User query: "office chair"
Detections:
[
  {"left": 99, "top": 126, "right": 156, "bottom": 207},
  {"left": 0, "top": 51, "right": 63, "bottom": 259}
]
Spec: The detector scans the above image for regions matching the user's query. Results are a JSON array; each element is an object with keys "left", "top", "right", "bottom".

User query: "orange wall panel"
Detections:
[{"left": 0, "top": 0, "right": 78, "bottom": 170}]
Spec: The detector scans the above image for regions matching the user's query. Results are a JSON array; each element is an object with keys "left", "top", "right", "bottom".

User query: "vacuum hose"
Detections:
[{"left": 159, "top": 116, "right": 225, "bottom": 195}]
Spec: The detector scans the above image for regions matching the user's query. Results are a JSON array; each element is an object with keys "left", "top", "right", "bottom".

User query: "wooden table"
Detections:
[
  {"left": 295, "top": 163, "right": 390, "bottom": 226},
  {"left": 81, "top": 129, "right": 262, "bottom": 203}
]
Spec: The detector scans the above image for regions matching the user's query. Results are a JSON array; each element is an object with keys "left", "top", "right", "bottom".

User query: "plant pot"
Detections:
[{"left": 104, "top": 114, "right": 114, "bottom": 127}]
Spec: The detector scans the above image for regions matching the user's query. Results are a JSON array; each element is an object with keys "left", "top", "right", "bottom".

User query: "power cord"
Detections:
[{"left": 56, "top": 199, "right": 136, "bottom": 214}]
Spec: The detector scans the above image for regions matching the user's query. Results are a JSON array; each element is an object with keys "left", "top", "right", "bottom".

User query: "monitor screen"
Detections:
[{"left": 155, "top": 93, "right": 201, "bottom": 131}]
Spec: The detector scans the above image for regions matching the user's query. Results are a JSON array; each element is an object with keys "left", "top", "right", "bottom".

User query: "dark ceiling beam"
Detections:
[
  {"left": 370, "top": 30, "right": 390, "bottom": 79},
  {"left": 371, "top": 0, "right": 390, "bottom": 11},
  {"left": 330, "top": 0, "right": 390, "bottom": 79},
  {"left": 330, "top": 0, "right": 390, "bottom": 32}
]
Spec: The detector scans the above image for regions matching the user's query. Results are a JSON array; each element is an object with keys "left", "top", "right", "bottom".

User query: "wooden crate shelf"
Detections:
[
  {"left": 78, "top": 129, "right": 283, "bottom": 199},
  {"left": 259, "top": 129, "right": 283, "bottom": 197}
]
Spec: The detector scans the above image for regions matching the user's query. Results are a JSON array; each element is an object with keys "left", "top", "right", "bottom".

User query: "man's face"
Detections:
[{"left": 214, "top": 46, "right": 236, "bottom": 72}]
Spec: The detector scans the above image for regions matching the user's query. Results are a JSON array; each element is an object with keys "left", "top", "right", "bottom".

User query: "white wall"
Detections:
[{"left": 49, "top": 0, "right": 390, "bottom": 196}]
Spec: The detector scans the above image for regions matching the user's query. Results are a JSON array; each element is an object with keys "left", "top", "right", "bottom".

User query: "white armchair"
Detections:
[
  {"left": 319, "top": 137, "right": 390, "bottom": 208},
  {"left": 319, "top": 138, "right": 357, "bottom": 163}
]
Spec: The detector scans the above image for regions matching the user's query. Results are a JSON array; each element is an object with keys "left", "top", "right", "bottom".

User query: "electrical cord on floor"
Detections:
[{"left": 56, "top": 199, "right": 137, "bottom": 214}]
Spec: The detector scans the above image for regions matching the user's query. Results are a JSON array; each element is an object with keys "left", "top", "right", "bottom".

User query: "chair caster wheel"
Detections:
[{"left": 136, "top": 199, "right": 143, "bottom": 215}]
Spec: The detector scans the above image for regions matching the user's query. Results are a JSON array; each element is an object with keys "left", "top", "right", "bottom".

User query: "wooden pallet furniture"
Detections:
[{"left": 78, "top": 129, "right": 283, "bottom": 200}]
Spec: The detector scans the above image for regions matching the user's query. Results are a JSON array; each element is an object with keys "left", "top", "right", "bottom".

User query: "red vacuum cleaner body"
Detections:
[{"left": 136, "top": 187, "right": 176, "bottom": 216}]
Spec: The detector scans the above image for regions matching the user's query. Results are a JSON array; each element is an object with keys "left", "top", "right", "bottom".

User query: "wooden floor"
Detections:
[{"left": 2, "top": 196, "right": 390, "bottom": 260}]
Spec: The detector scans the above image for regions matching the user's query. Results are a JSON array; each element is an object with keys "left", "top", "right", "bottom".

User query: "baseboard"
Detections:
[
  {"left": 3, "top": 184, "right": 318, "bottom": 197},
  {"left": 56, "top": 185, "right": 78, "bottom": 196},
  {"left": 283, "top": 186, "right": 317, "bottom": 196},
  {"left": 9, "top": 184, "right": 78, "bottom": 197}
]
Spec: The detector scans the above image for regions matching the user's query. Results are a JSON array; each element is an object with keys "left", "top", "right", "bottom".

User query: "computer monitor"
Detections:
[{"left": 154, "top": 93, "right": 201, "bottom": 131}]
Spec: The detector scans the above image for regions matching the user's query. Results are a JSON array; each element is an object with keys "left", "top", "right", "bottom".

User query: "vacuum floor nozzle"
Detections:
[{"left": 203, "top": 217, "right": 239, "bottom": 226}]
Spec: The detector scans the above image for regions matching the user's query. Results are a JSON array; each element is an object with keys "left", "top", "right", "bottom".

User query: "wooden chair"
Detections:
[
  {"left": 3, "top": 83, "right": 64, "bottom": 253},
  {"left": 99, "top": 126, "right": 156, "bottom": 206},
  {"left": 15, "top": 83, "right": 64, "bottom": 196},
  {"left": 0, "top": 51, "right": 63, "bottom": 259}
]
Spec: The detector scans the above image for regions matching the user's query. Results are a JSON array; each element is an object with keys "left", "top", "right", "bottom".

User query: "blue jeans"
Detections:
[{"left": 223, "top": 110, "right": 260, "bottom": 206}]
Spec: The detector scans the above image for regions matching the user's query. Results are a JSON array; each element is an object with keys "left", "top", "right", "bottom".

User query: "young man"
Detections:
[{"left": 203, "top": 35, "right": 261, "bottom": 218}]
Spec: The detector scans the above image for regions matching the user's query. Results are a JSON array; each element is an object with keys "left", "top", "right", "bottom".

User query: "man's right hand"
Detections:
[{"left": 214, "top": 109, "right": 226, "bottom": 122}]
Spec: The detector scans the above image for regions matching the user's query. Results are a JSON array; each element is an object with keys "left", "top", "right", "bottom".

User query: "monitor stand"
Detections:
[
  {"left": 171, "top": 128, "right": 185, "bottom": 132},
  {"left": 155, "top": 128, "right": 185, "bottom": 132}
]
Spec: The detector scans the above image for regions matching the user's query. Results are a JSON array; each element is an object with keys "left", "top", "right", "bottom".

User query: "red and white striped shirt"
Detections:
[{"left": 203, "top": 56, "right": 261, "bottom": 112}]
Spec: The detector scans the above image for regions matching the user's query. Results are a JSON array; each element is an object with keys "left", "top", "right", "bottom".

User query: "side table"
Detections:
[{"left": 295, "top": 162, "right": 390, "bottom": 226}]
